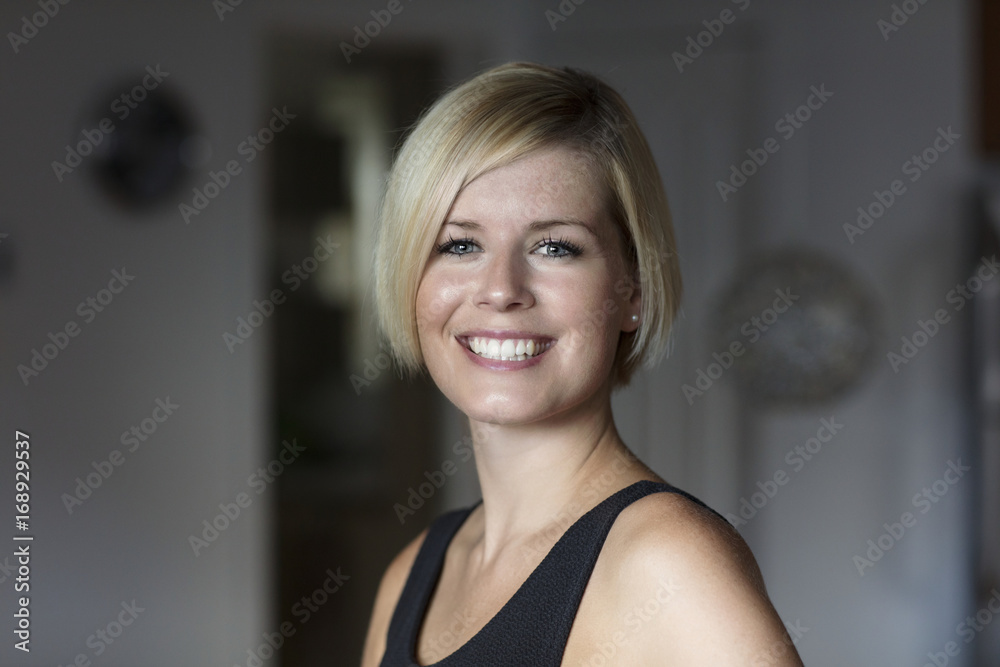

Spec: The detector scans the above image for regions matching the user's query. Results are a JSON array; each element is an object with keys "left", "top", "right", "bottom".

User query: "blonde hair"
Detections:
[{"left": 373, "top": 61, "right": 681, "bottom": 387}]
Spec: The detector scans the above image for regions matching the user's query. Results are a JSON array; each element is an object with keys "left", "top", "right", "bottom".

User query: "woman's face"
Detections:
[{"left": 415, "top": 145, "right": 641, "bottom": 426}]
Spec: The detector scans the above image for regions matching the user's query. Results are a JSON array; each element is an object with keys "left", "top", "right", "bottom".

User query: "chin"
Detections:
[
  {"left": 453, "top": 383, "right": 607, "bottom": 429},
  {"left": 448, "top": 392, "right": 545, "bottom": 426}
]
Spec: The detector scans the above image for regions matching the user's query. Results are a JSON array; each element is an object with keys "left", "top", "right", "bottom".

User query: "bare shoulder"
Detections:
[
  {"left": 605, "top": 490, "right": 765, "bottom": 592},
  {"left": 592, "top": 490, "right": 803, "bottom": 665},
  {"left": 359, "top": 528, "right": 429, "bottom": 667}
]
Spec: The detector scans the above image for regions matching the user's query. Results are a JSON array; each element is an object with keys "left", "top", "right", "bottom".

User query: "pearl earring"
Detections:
[{"left": 631, "top": 314, "right": 639, "bottom": 322}]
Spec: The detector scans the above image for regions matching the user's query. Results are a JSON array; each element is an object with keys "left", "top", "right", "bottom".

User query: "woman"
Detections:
[{"left": 361, "top": 62, "right": 803, "bottom": 666}]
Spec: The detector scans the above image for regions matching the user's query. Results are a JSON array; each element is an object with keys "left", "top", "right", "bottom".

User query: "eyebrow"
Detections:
[{"left": 443, "top": 218, "right": 600, "bottom": 237}]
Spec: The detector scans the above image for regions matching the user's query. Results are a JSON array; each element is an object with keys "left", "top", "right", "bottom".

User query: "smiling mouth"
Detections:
[{"left": 461, "top": 336, "right": 555, "bottom": 362}]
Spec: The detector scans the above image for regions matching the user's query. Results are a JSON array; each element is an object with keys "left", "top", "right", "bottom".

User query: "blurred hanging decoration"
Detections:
[
  {"left": 712, "top": 247, "right": 882, "bottom": 406},
  {"left": 86, "top": 73, "right": 203, "bottom": 208}
]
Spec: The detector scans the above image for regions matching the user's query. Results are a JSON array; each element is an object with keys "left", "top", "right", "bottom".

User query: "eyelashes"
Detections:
[
  {"left": 434, "top": 235, "right": 584, "bottom": 258},
  {"left": 435, "top": 235, "right": 478, "bottom": 255},
  {"left": 537, "top": 236, "right": 584, "bottom": 258}
]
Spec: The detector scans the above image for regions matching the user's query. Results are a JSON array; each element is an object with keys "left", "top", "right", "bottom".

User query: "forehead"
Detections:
[{"left": 447, "top": 145, "right": 609, "bottom": 228}]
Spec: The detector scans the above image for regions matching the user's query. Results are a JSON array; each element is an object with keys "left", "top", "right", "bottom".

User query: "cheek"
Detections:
[
  {"left": 415, "top": 271, "right": 462, "bottom": 336},
  {"left": 554, "top": 275, "right": 625, "bottom": 360}
]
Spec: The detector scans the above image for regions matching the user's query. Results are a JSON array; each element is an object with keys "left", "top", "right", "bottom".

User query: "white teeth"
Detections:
[{"left": 466, "top": 336, "right": 552, "bottom": 361}]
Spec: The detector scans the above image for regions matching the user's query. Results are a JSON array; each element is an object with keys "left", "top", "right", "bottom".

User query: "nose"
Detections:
[{"left": 474, "top": 248, "right": 535, "bottom": 311}]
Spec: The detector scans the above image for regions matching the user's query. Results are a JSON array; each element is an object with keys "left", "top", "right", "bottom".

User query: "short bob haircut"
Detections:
[{"left": 373, "top": 61, "right": 681, "bottom": 387}]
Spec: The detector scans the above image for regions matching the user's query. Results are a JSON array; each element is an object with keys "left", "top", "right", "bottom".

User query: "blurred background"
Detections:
[{"left": 0, "top": 0, "right": 997, "bottom": 664}]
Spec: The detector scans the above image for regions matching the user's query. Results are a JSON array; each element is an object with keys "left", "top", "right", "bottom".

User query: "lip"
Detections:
[{"left": 455, "top": 331, "right": 556, "bottom": 371}]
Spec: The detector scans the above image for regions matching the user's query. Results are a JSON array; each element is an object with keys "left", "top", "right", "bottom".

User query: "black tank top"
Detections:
[{"left": 378, "top": 479, "right": 724, "bottom": 666}]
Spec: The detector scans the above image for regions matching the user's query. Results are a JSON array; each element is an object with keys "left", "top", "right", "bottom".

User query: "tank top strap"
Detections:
[
  {"left": 465, "top": 480, "right": 719, "bottom": 664},
  {"left": 380, "top": 480, "right": 723, "bottom": 666},
  {"left": 381, "top": 504, "right": 479, "bottom": 667}
]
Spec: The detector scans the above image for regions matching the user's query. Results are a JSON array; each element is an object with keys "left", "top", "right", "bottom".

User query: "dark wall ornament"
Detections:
[
  {"left": 87, "top": 76, "right": 201, "bottom": 209},
  {"left": 712, "top": 247, "right": 882, "bottom": 406}
]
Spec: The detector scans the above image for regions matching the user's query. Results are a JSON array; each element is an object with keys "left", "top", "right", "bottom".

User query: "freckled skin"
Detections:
[{"left": 415, "top": 145, "right": 640, "bottom": 427}]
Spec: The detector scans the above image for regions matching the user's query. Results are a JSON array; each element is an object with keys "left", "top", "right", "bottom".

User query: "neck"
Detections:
[{"left": 465, "top": 395, "right": 653, "bottom": 564}]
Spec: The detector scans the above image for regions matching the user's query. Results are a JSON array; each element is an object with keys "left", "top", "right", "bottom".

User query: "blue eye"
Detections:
[
  {"left": 535, "top": 237, "right": 583, "bottom": 258},
  {"left": 434, "top": 235, "right": 583, "bottom": 258},
  {"left": 435, "top": 236, "right": 481, "bottom": 255}
]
